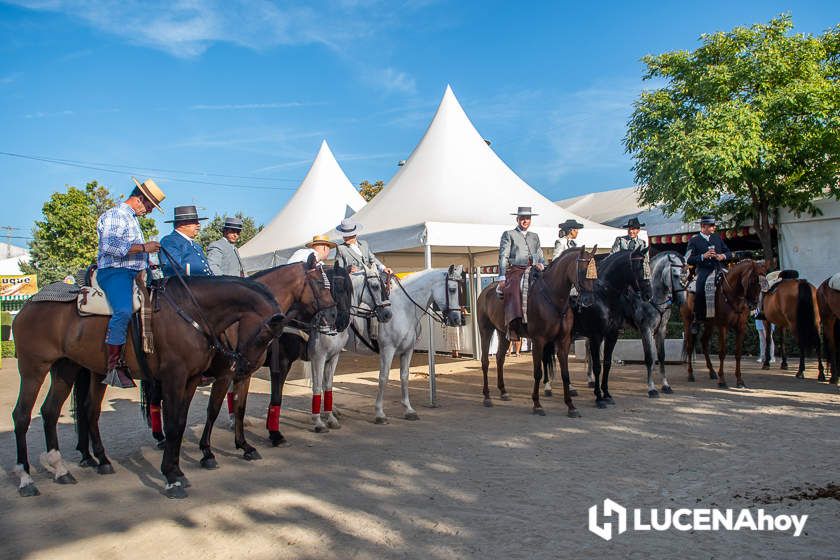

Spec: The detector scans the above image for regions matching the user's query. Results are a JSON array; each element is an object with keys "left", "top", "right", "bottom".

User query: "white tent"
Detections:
[
  {"left": 342, "top": 85, "right": 625, "bottom": 268},
  {"left": 240, "top": 140, "right": 366, "bottom": 271},
  {"left": 778, "top": 198, "right": 840, "bottom": 284}
]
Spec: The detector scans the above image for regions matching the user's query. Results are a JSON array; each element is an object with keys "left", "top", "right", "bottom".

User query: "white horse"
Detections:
[{"left": 308, "top": 265, "right": 465, "bottom": 428}]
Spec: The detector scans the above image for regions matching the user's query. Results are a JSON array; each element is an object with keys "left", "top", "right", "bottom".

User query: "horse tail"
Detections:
[
  {"left": 542, "top": 341, "right": 556, "bottom": 384},
  {"left": 796, "top": 280, "right": 820, "bottom": 355},
  {"left": 71, "top": 367, "right": 91, "bottom": 435},
  {"left": 140, "top": 380, "right": 153, "bottom": 428}
]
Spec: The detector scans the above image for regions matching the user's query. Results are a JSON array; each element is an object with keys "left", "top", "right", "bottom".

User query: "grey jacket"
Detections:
[
  {"left": 335, "top": 239, "right": 385, "bottom": 272},
  {"left": 552, "top": 237, "right": 578, "bottom": 261},
  {"left": 207, "top": 238, "right": 245, "bottom": 277},
  {"left": 609, "top": 235, "right": 647, "bottom": 254},
  {"left": 499, "top": 228, "right": 545, "bottom": 276}
]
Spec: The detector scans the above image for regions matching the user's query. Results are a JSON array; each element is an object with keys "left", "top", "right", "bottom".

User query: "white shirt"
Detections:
[{"left": 287, "top": 247, "right": 318, "bottom": 264}]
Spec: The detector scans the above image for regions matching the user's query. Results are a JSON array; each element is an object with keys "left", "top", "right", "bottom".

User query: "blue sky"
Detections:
[{"left": 1, "top": 1, "right": 837, "bottom": 243}]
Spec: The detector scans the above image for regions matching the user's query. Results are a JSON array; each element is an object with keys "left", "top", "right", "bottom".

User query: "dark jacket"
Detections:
[
  {"left": 685, "top": 233, "right": 732, "bottom": 270},
  {"left": 160, "top": 231, "right": 213, "bottom": 277}
]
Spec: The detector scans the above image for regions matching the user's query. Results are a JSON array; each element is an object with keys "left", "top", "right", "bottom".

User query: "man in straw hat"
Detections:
[
  {"left": 686, "top": 215, "right": 732, "bottom": 334},
  {"left": 159, "top": 205, "right": 212, "bottom": 278},
  {"left": 96, "top": 177, "right": 166, "bottom": 388},
  {"left": 334, "top": 218, "right": 393, "bottom": 275},
  {"left": 553, "top": 218, "right": 584, "bottom": 260},
  {"left": 498, "top": 206, "right": 546, "bottom": 341},
  {"left": 288, "top": 235, "right": 337, "bottom": 265},
  {"left": 610, "top": 216, "right": 647, "bottom": 254},
  {"left": 207, "top": 216, "right": 246, "bottom": 277}
]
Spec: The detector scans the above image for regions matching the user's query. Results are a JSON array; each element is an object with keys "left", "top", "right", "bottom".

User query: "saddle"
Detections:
[
  {"left": 502, "top": 265, "right": 542, "bottom": 331},
  {"left": 763, "top": 270, "right": 798, "bottom": 294},
  {"left": 76, "top": 268, "right": 143, "bottom": 317}
]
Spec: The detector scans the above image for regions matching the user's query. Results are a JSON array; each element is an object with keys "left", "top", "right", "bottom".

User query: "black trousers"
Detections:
[{"left": 694, "top": 267, "right": 713, "bottom": 321}]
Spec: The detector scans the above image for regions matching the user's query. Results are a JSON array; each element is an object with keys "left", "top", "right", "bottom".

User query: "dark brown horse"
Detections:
[
  {"left": 476, "top": 246, "right": 598, "bottom": 417},
  {"left": 12, "top": 275, "right": 286, "bottom": 498},
  {"left": 761, "top": 277, "right": 824, "bottom": 380},
  {"left": 817, "top": 277, "right": 840, "bottom": 384},
  {"left": 680, "top": 259, "right": 768, "bottom": 388},
  {"left": 195, "top": 260, "right": 339, "bottom": 468}
]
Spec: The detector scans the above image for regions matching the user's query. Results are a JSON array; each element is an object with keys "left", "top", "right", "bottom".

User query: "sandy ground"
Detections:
[{"left": 0, "top": 351, "right": 839, "bottom": 560}]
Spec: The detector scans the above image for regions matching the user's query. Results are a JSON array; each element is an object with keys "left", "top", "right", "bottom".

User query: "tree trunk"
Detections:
[{"left": 755, "top": 205, "right": 775, "bottom": 267}]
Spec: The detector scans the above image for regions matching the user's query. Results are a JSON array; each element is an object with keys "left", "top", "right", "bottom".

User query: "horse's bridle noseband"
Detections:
[{"left": 350, "top": 268, "right": 392, "bottom": 320}]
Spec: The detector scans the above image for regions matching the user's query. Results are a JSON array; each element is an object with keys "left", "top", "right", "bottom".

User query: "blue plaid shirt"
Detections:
[{"left": 96, "top": 203, "right": 147, "bottom": 270}]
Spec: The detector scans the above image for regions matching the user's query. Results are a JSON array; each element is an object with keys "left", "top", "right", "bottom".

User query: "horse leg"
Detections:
[
  {"left": 602, "top": 333, "right": 618, "bottom": 405},
  {"left": 826, "top": 316, "right": 839, "bottom": 384},
  {"left": 374, "top": 347, "right": 397, "bottom": 424},
  {"left": 557, "top": 334, "right": 579, "bottom": 418},
  {"left": 13, "top": 357, "right": 50, "bottom": 497},
  {"left": 399, "top": 351, "right": 419, "bottom": 420},
  {"left": 780, "top": 326, "right": 790, "bottom": 371},
  {"left": 480, "top": 326, "right": 492, "bottom": 406},
  {"left": 198, "top": 373, "right": 231, "bottom": 469},
  {"left": 762, "top": 320, "right": 772, "bottom": 370},
  {"left": 734, "top": 321, "right": 747, "bottom": 388},
  {"left": 232, "top": 376, "right": 261, "bottom": 460},
  {"left": 656, "top": 319, "right": 673, "bottom": 393},
  {"left": 530, "top": 339, "right": 545, "bottom": 416},
  {"left": 73, "top": 368, "right": 98, "bottom": 468},
  {"left": 586, "top": 339, "right": 596, "bottom": 388},
  {"left": 39, "top": 362, "right": 78, "bottom": 485},
  {"left": 717, "top": 326, "right": 728, "bottom": 388},
  {"left": 160, "top": 383, "right": 191, "bottom": 499},
  {"left": 642, "top": 326, "right": 658, "bottom": 398},
  {"left": 323, "top": 351, "right": 342, "bottom": 429},
  {"left": 267, "top": 340, "right": 292, "bottom": 446},
  {"left": 310, "top": 353, "right": 328, "bottom": 433},
  {"left": 86, "top": 376, "right": 116, "bottom": 475},
  {"left": 702, "top": 325, "right": 717, "bottom": 379},
  {"left": 496, "top": 334, "right": 511, "bottom": 400},
  {"left": 684, "top": 315, "right": 696, "bottom": 382},
  {"left": 816, "top": 334, "right": 825, "bottom": 382},
  {"left": 589, "top": 336, "right": 604, "bottom": 407}
]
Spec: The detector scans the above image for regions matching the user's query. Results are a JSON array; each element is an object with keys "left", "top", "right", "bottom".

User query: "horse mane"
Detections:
[
  {"left": 172, "top": 275, "right": 279, "bottom": 307},
  {"left": 251, "top": 261, "right": 305, "bottom": 280}
]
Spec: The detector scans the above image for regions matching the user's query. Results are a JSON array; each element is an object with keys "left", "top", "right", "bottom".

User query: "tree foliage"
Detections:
[
  {"left": 358, "top": 180, "right": 384, "bottom": 201},
  {"left": 22, "top": 181, "right": 159, "bottom": 284},
  {"left": 195, "top": 212, "right": 262, "bottom": 251},
  {"left": 625, "top": 15, "right": 840, "bottom": 258}
]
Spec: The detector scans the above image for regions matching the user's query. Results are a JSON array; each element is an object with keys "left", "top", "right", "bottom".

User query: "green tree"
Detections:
[
  {"left": 357, "top": 180, "right": 384, "bottom": 201},
  {"left": 22, "top": 180, "right": 159, "bottom": 284},
  {"left": 625, "top": 15, "right": 840, "bottom": 259},
  {"left": 196, "top": 212, "right": 262, "bottom": 251}
]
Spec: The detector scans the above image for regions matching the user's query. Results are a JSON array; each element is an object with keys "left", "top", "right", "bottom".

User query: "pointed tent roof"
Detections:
[
  {"left": 342, "top": 85, "right": 626, "bottom": 261},
  {"left": 240, "top": 140, "right": 366, "bottom": 269}
]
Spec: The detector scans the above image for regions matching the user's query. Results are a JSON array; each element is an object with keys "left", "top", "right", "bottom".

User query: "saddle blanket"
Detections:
[
  {"left": 29, "top": 281, "right": 80, "bottom": 303},
  {"left": 688, "top": 273, "right": 718, "bottom": 319},
  {"left": 829, "top": 272, "right": 840, "bottom": 292},
  {"left": 520, "top": 267, "right": 532, "bottom": 324}
]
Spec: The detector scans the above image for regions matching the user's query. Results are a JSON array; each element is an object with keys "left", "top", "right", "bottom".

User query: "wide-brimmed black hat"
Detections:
[
  {"left": 621, "top": 217, "right": 645, "bottom": 229},
  {"left": 511, "top": 206, "right": 538, "bottom": 217},
  {"left": 558, "top": 219, "right": 584, "bottom": 230},
  {"left": 222, "top": 217, "right": 243, "bottom": 231},
  {"left": 699, "top": 215, "right": 717, "bottom": 225},
  {"left": 164, "top": 205, "right": 208, "bottom": 223}
]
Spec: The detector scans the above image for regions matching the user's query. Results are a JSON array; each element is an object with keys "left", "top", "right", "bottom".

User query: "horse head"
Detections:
[
  {"left": 361, "top": 266, "right": 392, "bottom": 323},
  {"left": 741, "top": 259, "right": 768, "bottom": 309},
  {"left": 432, "top": 265, "right": 466, "bottom": 327},
  {"left": 330, "top": 262, "right": 353, "bottom": 332},
  {"left": 574, "top": 245, "right": 599, "bottom": 307},
  {"left": 301, "top": 255, "right": 338, "bottom": 334}
]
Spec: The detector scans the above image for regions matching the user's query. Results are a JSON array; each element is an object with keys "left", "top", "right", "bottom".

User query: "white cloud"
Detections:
[
  {"left": 376, "top": 67, "right": 417, "bottom": 94},
  {"left": 24, "top": 109, "right": 75, "bottom": 118}
]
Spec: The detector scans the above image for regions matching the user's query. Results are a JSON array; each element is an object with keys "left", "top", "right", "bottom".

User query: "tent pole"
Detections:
[
  {"left": 467, "top": 251, "right": 480, "bottom": 361},
  {"left": 425, "top": 241, "right": 438, "bottom": 407}
]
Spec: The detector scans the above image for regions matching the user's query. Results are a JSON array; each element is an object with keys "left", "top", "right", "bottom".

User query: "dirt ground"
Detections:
[{"left": 1, "top": 352, "right": 838, "bottom": 559}]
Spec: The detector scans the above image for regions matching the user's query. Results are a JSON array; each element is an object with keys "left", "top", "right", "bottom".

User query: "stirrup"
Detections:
[{"left": 102, "top": 365, "right": 136, "bottom": 389}]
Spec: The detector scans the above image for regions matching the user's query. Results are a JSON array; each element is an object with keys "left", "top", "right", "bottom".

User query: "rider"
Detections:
[
  {"left": 553, "top": 219, "right": 584, "bottom": 261},
  {"left": 610, "top": 217, "right": 647, "bottom": 254},
  {"left": 686, "top": 215, "right": 732, "bottom": 334},
  {"left": 288, "top": 235, "right": 336, "bottom": 265},
  {"left": 96, "top": 177, "right": 166, "bottom": 388},
  {"left": 159, "top": 205, "right": 212, "bottom": 277},
  {"left": 207, "top": 216, "right": 245, "bottom": 277},
  {"left": 334, "top": 218, "right": 393, "bottom": 275},
  {"left": 498, "top": 206, "right": 546, "bottom": 341}
]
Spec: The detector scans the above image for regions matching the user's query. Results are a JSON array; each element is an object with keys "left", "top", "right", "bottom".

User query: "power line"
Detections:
[{"left": 0, "top": 151, "right": 301, "bottom": 191}]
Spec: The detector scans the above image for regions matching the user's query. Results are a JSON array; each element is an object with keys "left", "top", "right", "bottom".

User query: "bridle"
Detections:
[
  {"left": 720, "top": 260, "right": 762, "bottom": 311},
  {"left": 650, "top": 254, "right": 689, "bottom": 310},
  {"left": 394, "top": 266, "right": 467, "bottom": 327},
  {"left": 349, "top": 267, "right": 392, "bottom": 321}
]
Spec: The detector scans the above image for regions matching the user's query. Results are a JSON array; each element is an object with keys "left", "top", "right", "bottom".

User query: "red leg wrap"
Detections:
[
  {"left": 150, "top": 404, "right": 163, "bottom": 433},
  {"left": 311, "top": 394, "right": 322, "bottom": 415},
  {"left": 266, "top": 405, "right": 281, "bottom": 432},
  {"left": 324, "top": 390, "right": 333, "bottom": 412},
  {"left": 226, "top": 392, "right": 235, "bottom": 414}
]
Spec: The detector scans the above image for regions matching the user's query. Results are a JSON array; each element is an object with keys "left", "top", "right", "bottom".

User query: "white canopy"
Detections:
[
  {"left": 240, "top": 140, "right": 366, "bottom": 270},
  {"left": 338, "top": 85, "right": 625, "bottom": 268}
]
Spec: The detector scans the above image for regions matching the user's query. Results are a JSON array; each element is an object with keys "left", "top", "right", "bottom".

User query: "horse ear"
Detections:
[
  {"left": 268, "top": 313, "right": 286, "bottom": 335},
  {"left": 591, "top": 244, "right": 598, "bottom": 255},
  {"left": 448, "top": 264, "right": 454, "bottom": 274},
  {"left": 306, "top": 253, "right": 317, "bottom": 270}
]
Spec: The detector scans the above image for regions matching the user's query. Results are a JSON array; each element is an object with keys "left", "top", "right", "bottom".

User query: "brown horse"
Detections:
[
  {"left": 195, "top": 260, "right": 338, "bottom": 468},
  {"left": 12, "top": 275, "right": 286, "bottom": 498},
  {"left": 680, "top": 259, "right": 768, "bottom": 388},
  {"left": 817, "top": 277, "right": 840, "bottom": 384},
  {"left": 760, "top": 277, "right": 824, "bottom": 380},
  {"left": 476, "top": 246, "right": 597, "bottom": 417}
]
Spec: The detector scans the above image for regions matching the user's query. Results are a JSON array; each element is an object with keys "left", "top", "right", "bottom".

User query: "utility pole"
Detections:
[{"left": 0, "top": 226, "right": 25, "bottom": 257}]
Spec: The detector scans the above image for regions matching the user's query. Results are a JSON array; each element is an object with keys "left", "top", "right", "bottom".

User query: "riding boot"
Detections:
[
  {"left": 103, "top": 344, "right": 136, "bottom": 388},
  {"left": 755, "top": 292, "right": 766, "bottom": 320}
]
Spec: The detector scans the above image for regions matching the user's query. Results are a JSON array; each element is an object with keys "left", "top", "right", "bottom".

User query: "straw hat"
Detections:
[
  {"left": 305, "top": 234, "right": 337, "bottom": 249},
  {"left": 131, "top": 177, "right": 165, "bottom": 211}
]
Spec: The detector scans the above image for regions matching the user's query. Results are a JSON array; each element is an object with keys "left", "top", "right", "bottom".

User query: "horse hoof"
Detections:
[
  {"left": 532, "top": 407, "right": 546, "bottom": 416},
  {"left": 54, "top": 473, "right": 77, "bottom": 485},
  {"left": 596, "top": 400, "right": 607, "bottom": 409},
  {"left": 761, "top": 364, "right": 770, "bottom": 370},
  {"left": 314, "top": 425, "right": 329, "bottom": 433},
  {"left": 176, "top": 475, "right": 191, "bottom": 488},
  {"left": 374, "top": 416, "right": 389, "bottom": 425},
  {"left": 19, "top": 484, "right": 39, "bottom": 497},
  {"left": 662, "top": 385, "right": 673, "bottom": 394},
  {"left": 818, "top": 374, "right": 826, "bottom": 382},
  {"left": 404, "top": 412, "right": 420, "bottom": 421},
  {"left": 587, "top": 381, "right": 596, "bottom": 388},
  {"left": 567, "top": 409, "right": 581, "bottom": 418},
  {"left": 165, "top": 483, "right": 188, "bottom": 500},
  {"left": 544, "top": 389, "right": 552, "bottom": 397},
  {"left": 648, "top": 390, "right": 659, "bottom": 398},
  {"left": 243, "top": 449, "right": 262, "bottom": 461},
  {"left": 327, "top": 421, "right": 341, "bottom": 429},
  {"left": 569, "top": 389, "right": 579, "bottom": 397},
  {"left": 500, "top": 393, "right": 512, "bottom": 401},
  {"left": 269, "top": 432, "right": 289, "bottom": 447},
  {"left": 717, "top": 382, "right": 728, "bottom": 389},
  {"left": 604, "top": 397, "right": 615, "bottom": 405},
  {"left": 483, "top": 398, "right": 493, "bottom": 407},
  {"left": 200, "top": 457, "right": 218, "bottom": 470},
  {"left": 156, "top": 439, "right": 166, "bottom": 450},
  {"left": 736, "top": 381, "right": 747, "bottom": 389},
  {"left": 709, "top": 372, "right": 718, "bottom": 380},
  {"left": 795, "top": 372, "right": 804, "bottom": 379},
  {"left": 79, "top": 456, "right": 98, "bottom": 468},
  {"left": 780, "top": 363, "right": 789, "bottom": 371},
  {"left": 97, "top": 464, "right": 115, "bottom": 475}
]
